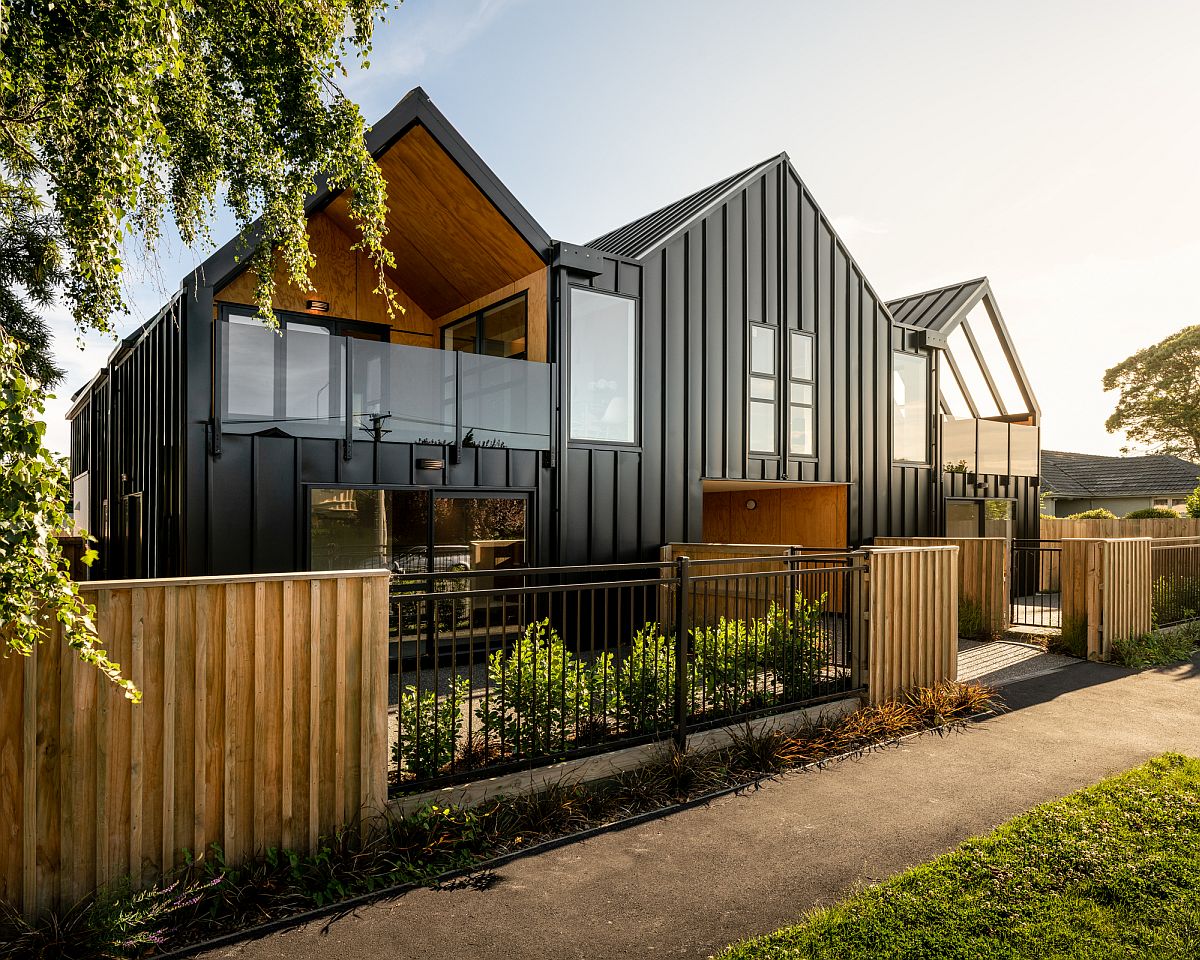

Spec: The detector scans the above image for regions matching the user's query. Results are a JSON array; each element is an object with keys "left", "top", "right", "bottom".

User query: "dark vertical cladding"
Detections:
[
  {"left": 942, "top": 471, "right": 1040, "bottom": 540},
  {"left": 621, "top": 158, "right": 938, "bottom": 547},
  {"left": 67, "top": 295, "right": 186, "bottom": 579}
]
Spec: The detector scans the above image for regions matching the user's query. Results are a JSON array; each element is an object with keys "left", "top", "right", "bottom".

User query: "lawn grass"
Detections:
[{"left": 721, "top": 753, "right": 1200, "bottom": 960}]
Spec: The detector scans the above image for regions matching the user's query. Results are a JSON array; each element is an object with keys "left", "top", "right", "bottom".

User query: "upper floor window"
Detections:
[
  {"left": 442, "top": 293, "right": 527, "bottom": 359},
  {"left": 570, "top": 288, "right": 637, "bottom": 444},
  {"left": 892, "top": 351, "right": 929, "bottom": 464},
  {"left": 789, "top": 331, "right": 815, "bottom": 457},
  {"left": 749, "top": 324, "right": 777, "bottom": 455}
]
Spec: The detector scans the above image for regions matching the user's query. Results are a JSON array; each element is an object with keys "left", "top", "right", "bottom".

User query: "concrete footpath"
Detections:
[{"left": 199, "top": 654, "right": 1200, "bottom": 960}]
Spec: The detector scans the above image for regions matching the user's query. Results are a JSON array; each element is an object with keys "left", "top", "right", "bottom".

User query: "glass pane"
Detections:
[
  {"left": 480, "top": 297, "right": 527, "bottom": 359},
  {"left": 791, "top": 331, "right": 813, "bottom": 381},
  {"left": 977, "top": 418, "right": 1009, "bottom": 474},
  {"left": 751, "top": 326, "right": 776, "bottom": 376},
  {"left": 749, "top": 399, "right": 776, "bottom": 454},
  {"left": 223, "top": 314, "right": 277, "bottom": 420},
  {"left": 1009, "top": 424, "right": 1039, "bottom": 476},
  {"left": 283, "top": 324, "right": 344, "bottom": 438},
  {"left": 789, "top": 403, "right": 813, "bottom": 457},
  {"left": 442, "top": 317, "right": 477, "bottom": 354},
  {"left": 941, "top": 416, "right": 977, "bottom": 473},
  {"left": 351, "top": 340, "right": 456, "bottom": 444},
  {"left": 459, "top": 353, "right": 551, "bottom": 450},
  {"left": 790, "top": 382, "right": 813, "bottom": 406},
  {"left": 946, "top": 326, "right": 1001, "bottom": 418},
  {"left": 570, "top": 288, "right": 637, "bottom": 443},
  {"left": 387, "top": 491, "right": 431, "bottom": 574},
  {"left": 939, "top": 359, "right": 973, "bottom": 418},
  {"left": 750, "top": 376, "right": 775, "bottom": 400},
  {"left": 892, "top": 352, "right": 929, "bottom": 463},
  {"left": 945, "top": 500, "right": 981, "bottom": 538},
  {"left": 983, "top": 498, "right": 1013, "bottom": 539},
  {"left": 964, "top": 303, "right": 1027, "bottom": 414},
  {"left": 434, "top": 497, "right": 526, "bottom": 572},
  {"left": 309, "top": 488, "right": 391, "bottom": 571}
]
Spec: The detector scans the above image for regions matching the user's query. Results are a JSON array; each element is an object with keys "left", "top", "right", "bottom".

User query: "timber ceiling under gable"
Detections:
[{"left": 324, "top": 123, "right": 545, "bottom": 319}]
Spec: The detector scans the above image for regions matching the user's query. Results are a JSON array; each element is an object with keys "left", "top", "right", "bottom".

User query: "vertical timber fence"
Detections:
[
  {"left": 875, "top": 538, "right": 1003, "bottom": 637},
  {"left": 0, "top": 571, "right": 389, "bottom": 918},
  {"left": 3, "top": 546, "right": 959, "bottom": 918},
  {"left": 1060, "top": 539, "right": 1152, "bottom": 660}
]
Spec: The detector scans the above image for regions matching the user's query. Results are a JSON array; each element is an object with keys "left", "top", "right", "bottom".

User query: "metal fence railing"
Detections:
[
  {"left": 1010, "top": 539, "right": 1062, "bottom": 628},
  {"left": 1151, "top": 540, "right": 1200, "bottom": 627},
  {"left": 387, "top": 553, "right": 866, "bottom": 795}
]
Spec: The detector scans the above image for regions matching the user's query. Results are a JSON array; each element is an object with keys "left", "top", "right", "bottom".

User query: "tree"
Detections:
[
  {"left": 1186, "top": 485, "right": 1200, "bottom": 520},
  {"left": 1, "top": 0, "right": 395, "bottom": 683},
  {"left": 1103, "top": 325, "right": 1200, "bottom": 460}
]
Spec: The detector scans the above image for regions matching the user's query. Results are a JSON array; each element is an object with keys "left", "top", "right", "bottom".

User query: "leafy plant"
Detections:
[
  {"left": 1066, "top": 508, "right": 1117, "bottom": 520},
  {"left": 1187, "top": 484, "right": 1200, "bottom": 519},
  {"left": 691, "top": 617, "right": 766, "bottom": 717},
  {"left": 395, "top": 675, "right": 470, "bottom": 781},
  {"left": 1112, "top": 623, "right": 1200, "bottom": 669},
  {"left": 957, "top": 598, "right": 986, "bottom": 640},
  {"left": 1055, "top": 615, "right": 1089, "bottom": 658},
  {"left": 757, "top": 592, "right": 831, "bottom": 702},
  {"left": 1124, "top": 506, "right": 1180, "bottom": 520},
  {"left": 616, "top": 623, "right": 678, "bottom": 735}
]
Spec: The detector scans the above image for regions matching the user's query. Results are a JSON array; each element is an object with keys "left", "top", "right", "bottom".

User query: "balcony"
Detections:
[
  {"left": 941, "top": 417, "right": 1038, "bottom": 477},
  {"left": 218, "top": 320, "right": 552, "bottom": 450}
]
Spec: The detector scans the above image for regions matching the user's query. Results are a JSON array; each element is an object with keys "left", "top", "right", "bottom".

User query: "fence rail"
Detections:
[{"left": 1150, "top": 539, "right": 1200, "bottom": 627}]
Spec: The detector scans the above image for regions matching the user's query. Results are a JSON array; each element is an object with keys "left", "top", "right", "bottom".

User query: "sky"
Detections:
[{"left": 41, "top": 0, "right": 1200, "bottom": 458}]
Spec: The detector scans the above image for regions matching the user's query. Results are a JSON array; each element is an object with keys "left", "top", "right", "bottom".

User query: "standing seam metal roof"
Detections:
[
  {"left": 885, "top": 277, "right": 988, "bottom": 331},
  {"left": 587, "top": 155, "right": 781, "bottom": 260}
]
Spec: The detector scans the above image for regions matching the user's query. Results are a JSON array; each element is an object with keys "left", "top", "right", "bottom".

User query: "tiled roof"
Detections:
[
  {"left": 587, "top": 156, "right": 781, "bottom": 260},
  {"left": 1041, "top": 449, "right": 1200, "bottom": 498},
  {"left": 885, "top": 277, "right": 988, "bottom": 332}
]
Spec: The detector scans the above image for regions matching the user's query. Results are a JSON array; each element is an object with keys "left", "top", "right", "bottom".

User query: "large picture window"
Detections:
[
  {"left": 789, "top": 331, "right": 815, "bottom": 457},
  {"left": 569, "top": 288, "right": 637, "bottom": 444},
  {"left": 749, "top": 324, "right": 777, "bottom": 455},
  {"left": 441, "top": 293, "right": 528, "bottom": 359},
  {"left": 892, "top": 351, "right": 929, "bottom": 464}
]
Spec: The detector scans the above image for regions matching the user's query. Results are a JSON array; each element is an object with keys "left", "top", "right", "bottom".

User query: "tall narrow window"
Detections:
[
  {"left": 570, "top": 288, "right": 637, "bottom": 444},
  {"left": 789, "top": 331, "right": 815, "bottom": 457},
  {"left": 749, "top": 324, "right": 777, "bottom": 455},
  {"left": 892, "top": 351, "right": 929, "bottom": 464}
]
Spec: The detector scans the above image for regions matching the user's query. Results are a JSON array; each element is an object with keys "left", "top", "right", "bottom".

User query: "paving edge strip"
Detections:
[{"left": 159, "top": 710, "right": 998, "bottom": 959}]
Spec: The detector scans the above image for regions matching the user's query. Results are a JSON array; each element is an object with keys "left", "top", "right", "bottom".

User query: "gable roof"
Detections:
[
  {"left": 1041, "top": 450, "right": 1200, "bottom": 499},
  {"left": 587, "top": 155, "right": 782, "bottom": 260},
  {"left": 885, "top": 277, "right": 988, "bottom": 332}
]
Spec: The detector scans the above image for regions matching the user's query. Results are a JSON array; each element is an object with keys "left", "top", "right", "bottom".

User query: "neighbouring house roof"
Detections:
[
  {"left": 885, "top": 278, "right": 989, "bottom": 332},
  {"left": 587, "top": 155, "right": 782, "bottom": 260},
  {"left": 1041, "top": 450, "right": 1200, "bottom": 499}
]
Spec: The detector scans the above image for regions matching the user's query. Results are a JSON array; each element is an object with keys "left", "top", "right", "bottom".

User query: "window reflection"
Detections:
[
  {"left": 570, "top": 288, "right": 637, "bottom": 444},
  {"left": 892, "top": 352, "right": 929, "bottom": 463}
]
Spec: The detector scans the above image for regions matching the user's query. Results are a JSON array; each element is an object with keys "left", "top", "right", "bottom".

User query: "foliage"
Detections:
[
  {"left": 1113, "top": 623, "right": 1200, "bottom": 670},
  {"left": 0, "top": 681, "right": 1000, "bottom": 958},
  {"left": 0, "top": 184, "right": 64, "bottom": 384},
  {"left": 1124, "top": 506, "right": 1180, "bottom": 520},
  {"left": 1, "top": 0, "right": 397, "bottom": 335},
  {"left": 1186, "top": 484, "right": 1200, "bottom": 519},
  {"left": 616, "top": 623, "right": 677, "bottom": 735},
  {"left": 720, "top": 753, "right": 1200, "bottom": 960},
  {"left": 957, "top": 597, "right": 985, "bottom": 640},
  {"left": 1055, "top": 615, "right": 1089, "bottom": 659},
  {"left": 1065, "top": 507, "right": 1117, "bottom": 520},
  {"left": 692, "top": 616, "right": 767, "bottom": 716},
  {"left": 0, "top": 334, "right": 137, "bottom": 698},
  {"left": 394, "top": 675, "right": 469, "bottom": 781},
  {"left": 757, "top": 592, "right": 831, "bottom": 702},
  {"left": 1103, "top": 325, "right": 1200, "bottom": 459}
]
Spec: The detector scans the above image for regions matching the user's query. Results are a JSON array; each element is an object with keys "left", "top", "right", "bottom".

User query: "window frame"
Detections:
[
  {"left": 438, "top": 291, "right": 529, "bottom": 359},
  {"left": 566, "top": 285, "right": 642, "bottom": 449},
  {"left": 788, "top": 330, "right": 816, "bottom": 460},
  {"left": 747, "top": 322, "right": 780, "bottom": 457},
  {"left": 891, "top": 349, "right": 932, "bottom": 467}
]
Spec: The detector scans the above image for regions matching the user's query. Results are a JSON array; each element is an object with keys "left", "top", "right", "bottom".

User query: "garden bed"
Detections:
[{"left": 720, "top": 752, "right": 1200, "bottom": 959}]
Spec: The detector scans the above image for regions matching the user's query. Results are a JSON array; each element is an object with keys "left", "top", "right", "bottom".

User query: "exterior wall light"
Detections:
[
  {"left": 306, "top": 299, "right": 331, "bottom": 313},
  {"left": 745, "top": 498, "right": 758, "bottom": 511}
]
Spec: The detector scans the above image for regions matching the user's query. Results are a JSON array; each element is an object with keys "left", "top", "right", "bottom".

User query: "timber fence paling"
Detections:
[
  {"left": 864, "top": 545, "right": 959, "bottom": 703},
  {"left": 0, "top": 569, "right": 389, "bottom": 919},
  {"left": 1042, "top": 517, "right": 1200, "bottom": 540},
  {"left": 1059, "top": 538, "right": 1153, "bottom": 661},
  {"left": 874, "top": 537, "right": 1007, "bottom": 634}
]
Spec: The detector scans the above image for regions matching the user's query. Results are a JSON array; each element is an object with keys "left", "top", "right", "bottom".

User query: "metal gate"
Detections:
[{"left": 1010, "top": 539, "right": 1062, "bottom": 627}]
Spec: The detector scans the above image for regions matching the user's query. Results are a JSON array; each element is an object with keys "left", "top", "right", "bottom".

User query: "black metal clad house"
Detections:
[{"left": 66, "top": 87, "right": 1041, "bottom": 580}]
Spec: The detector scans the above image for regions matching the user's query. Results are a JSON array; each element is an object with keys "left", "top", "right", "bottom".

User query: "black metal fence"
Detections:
[
  {"left": 1010, "top": 539, "right": 1062, "bottom": 628},
  {"left": 1151, "top": 540, "right": 1200, "bottom": 627},
  {"left": 387, "top": 553, "right": 866, "bottom": 794}
]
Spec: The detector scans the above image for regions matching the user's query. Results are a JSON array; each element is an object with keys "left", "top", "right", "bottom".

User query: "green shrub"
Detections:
[
  {"left": 1066, "top": 508, "right": 1117, "bottom": 520},
  {"left": 1112, "top": 623, "right": 1200, "bottom": 669},
  {"left": 616, "top": 623, "right": 678, "bottom": 735},
  {"left": 1186, "top": 483, "right": 1200, "bottom": 519},
  {"left": 757, "top": 592, "right": 832, "bottom": 702},
  {"left": 394, "top": 675, "right": 469, "bottom": 780},
  {"left": 1124, "top": 506, "right": 1180, "bottom": 520},
  {"left": 958, "top": 598, "right": 985, "bottom": 640},
  {"left": 692, "top": 616, "right": 767, "bottom": 716}
]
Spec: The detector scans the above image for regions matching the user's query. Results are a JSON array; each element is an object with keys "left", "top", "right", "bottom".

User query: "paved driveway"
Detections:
[{"left": 199, "top": 653, "right": 1200, "bottom": 960}]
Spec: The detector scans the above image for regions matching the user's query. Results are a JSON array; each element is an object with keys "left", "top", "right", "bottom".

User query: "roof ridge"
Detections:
[{"left": 885, "top": 276, "right": 989, "bottom": 308}]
